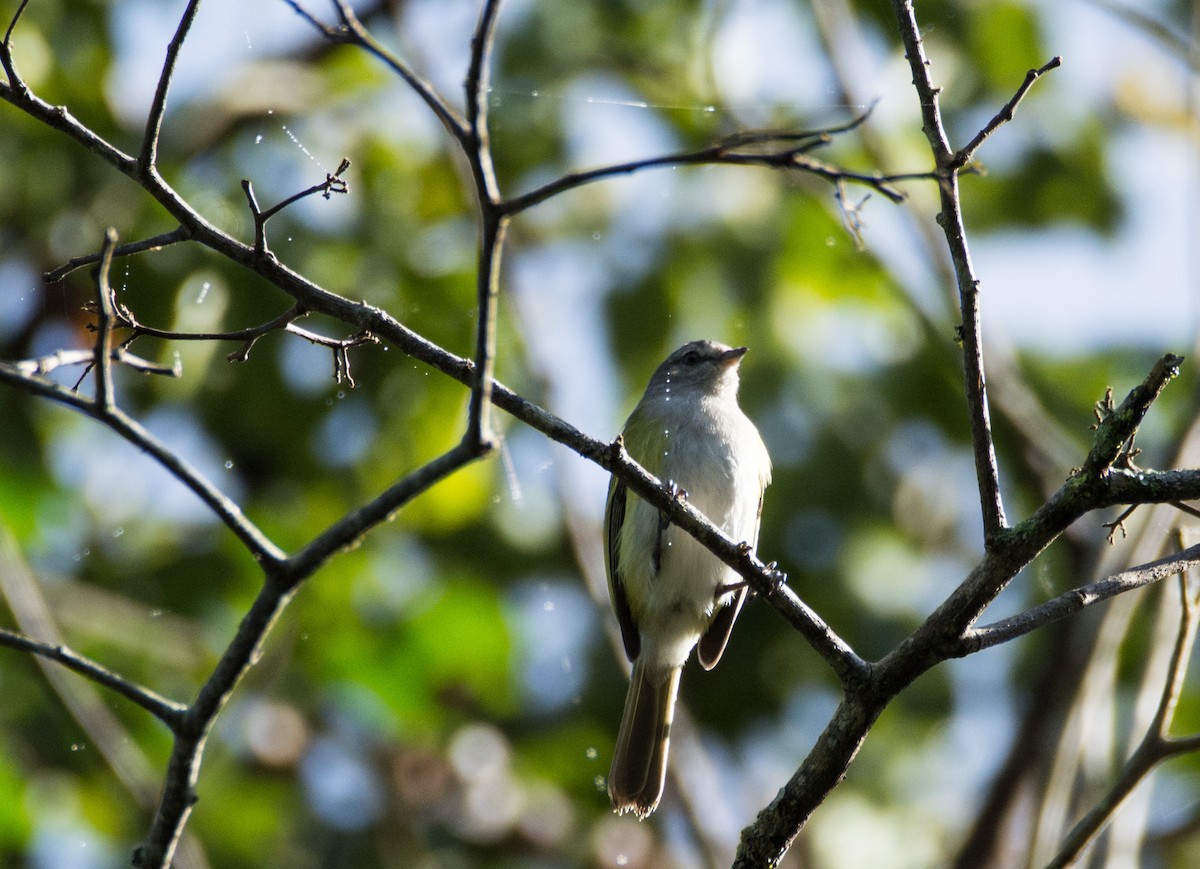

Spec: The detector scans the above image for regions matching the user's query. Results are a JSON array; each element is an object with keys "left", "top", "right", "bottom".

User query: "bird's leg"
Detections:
[{"left": 714, "top": 552, "right": 788, "bottom": 600}]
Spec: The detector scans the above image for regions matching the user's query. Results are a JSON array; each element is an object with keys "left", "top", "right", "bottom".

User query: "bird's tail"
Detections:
[{"left": 608, "top": 659, "right": 681, "bottom": 818}]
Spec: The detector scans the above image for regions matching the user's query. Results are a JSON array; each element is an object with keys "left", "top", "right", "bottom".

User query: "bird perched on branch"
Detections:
[{"left": 605, "top": 339, "right": 772, "bottom": 818}]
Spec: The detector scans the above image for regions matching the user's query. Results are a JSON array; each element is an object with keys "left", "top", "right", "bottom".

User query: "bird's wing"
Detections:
[{"left": 605, "top": 476, "right": 640, "bottom": 662}]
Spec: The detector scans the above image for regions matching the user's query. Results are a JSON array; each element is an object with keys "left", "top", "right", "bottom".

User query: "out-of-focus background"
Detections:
[{"left": 0, "top": 0, "right": 1197, "bottom": 867}]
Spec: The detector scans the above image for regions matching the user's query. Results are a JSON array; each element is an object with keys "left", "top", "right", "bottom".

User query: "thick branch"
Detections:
[{"left": 735, "top": 354, "right": 1193, "bottom": 866}]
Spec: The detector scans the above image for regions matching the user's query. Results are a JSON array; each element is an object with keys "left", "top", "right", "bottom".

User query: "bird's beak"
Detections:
[{"left": 720, "top": 346, "right": 748, "bottom": 367}]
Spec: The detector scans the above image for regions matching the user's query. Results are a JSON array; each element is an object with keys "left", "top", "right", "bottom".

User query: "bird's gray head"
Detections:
[{"left": 645, "top": 339, "right": 748, "bottom": 399}]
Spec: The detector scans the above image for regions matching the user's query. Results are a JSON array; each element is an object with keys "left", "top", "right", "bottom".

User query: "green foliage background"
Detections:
[{"left": 0, "top": 1, "right": 1196, "bottom": 867}]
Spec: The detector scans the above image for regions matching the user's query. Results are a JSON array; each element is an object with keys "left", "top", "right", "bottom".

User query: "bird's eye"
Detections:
[{"left": 682, "top": 351, "right": 701, "bottom": 365}]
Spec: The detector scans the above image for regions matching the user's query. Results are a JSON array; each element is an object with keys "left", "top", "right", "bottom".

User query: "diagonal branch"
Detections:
[
  {"left": 284, "top": 441, "right": 483, "bottom": 584},
  {"left": 286, "top": 0, "right": 470, "bottom": 140},
  {"left": 951, "top": 56, "right": 1063, "bottom": 170},
  {"left": 605, "top": 439, "right": 869, "bottom": 687},
  {"left": 734, "top": 356, "right": 1199, "bottom": 867},
  {"left": 1082, "top": 353, "right": 1185, "bottom": 476},
  {"left": 0, "top": 362, "right": 285, "bottom": 566},
  {"left": 1044, "top": 564, "right": 1200, "bottom": 868},
  {"left": 0, "top": 626, "right": 187, "bottom": 728},
  {"left": 956, "top": 543, "right": 1200, "bottom": 654}
]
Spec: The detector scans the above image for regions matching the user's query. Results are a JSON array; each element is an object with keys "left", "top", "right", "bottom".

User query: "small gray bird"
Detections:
[{"left": 605, "top": 339, "right": 772, "bottom": 818}]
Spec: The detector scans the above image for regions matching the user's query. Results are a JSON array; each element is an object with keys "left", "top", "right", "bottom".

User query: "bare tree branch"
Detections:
[
  {"left": 285, "top": 0, "right": 470, "bottom": 140},
  {"left": 92, "top": 228, "right": 119, "bottom": 412},
  {"left": 45, "top": 226, "right": 193, "bottom": 283},
  {"left": 241, "top": 158, "right": 350, "bottom": 255},
  {"left": 284, "top": 441, "right": 483, "bottom": 584},
  {"left": 957, "top": 543, "right": 1200, "bottom": 654},
  {"left": 952, "top": 56, "right": 1063, "bottom": 170},
  {"left": 2, "top": 2, "right": 1197, "bottom": 868},
  {"left": 503, "top": 143, "right": 910, "bottom": 215},
  {"left": 1045, "top": 566, "right": 1200, "bottom": 868},
  {"left": 139, "top": 0, "right": 202, "bottom": 173},
  {"left": 134, "top": 576, "right": 292, "bottom": 869},
  {"left": 888, "top": 2, "right": 1068, "bottom": 543},
  {"left": 463, "top": 0, "right": 507, "bottom": 454},
  {"left": 0, "top": 0, "right": 33, "bottom": 94},
  {"left": 0, "top": 363, "right": 285, "bottom": 566},
  {"left": 0, "top": 626, "right": 187, "bottom": 727}
]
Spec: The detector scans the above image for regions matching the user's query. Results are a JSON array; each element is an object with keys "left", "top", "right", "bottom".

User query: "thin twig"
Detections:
[
  {"left": 119, "top": 304, "right": 303, "bottom": 355},
  {"left": 106, "top": 297, "right": 377, "bottom": 374},
  {"left": 93, "top": 228, "right": 119, "bottom": 411},
  {"left": 286, "top": 0, "right": 470, "bottom": 139},
  {"left": 951, "top": 56, "right": 1063, "bottom": 169},
  {"left": 45, "top": 226, "right": 193, "bottom": 282},
  {"left": 888, "top": 3, "right": 1071, "bottom": 544},
  {"left": 241, "top": 179, "right": 268, "bottom": 254},
  {"left": 260, "top": 157, "right": 351, "bottom": 222},
  {"left": 1, "top": 0, "right": 33, "bottom": 91},
  {"left": 501, "top": 120, "right": 920, "bottom": 216},
  {"left": 242, "top": 159, "right": 352, "bottom": 255},
  {"left": 1045, "top": 562, "right": 1200, "bottom": 868},
  {"left": 957, "top": 543, "right": 1200, "bottom": 654},
  {"left": 13, "top": 348, "right": 179, "bottom": 378},
  {"left": 0, "top": 362, "right": 285, "bottom": 566},
  {"left": 0, "top": 626, "right": 187, "bottom": 727},
  {"left": 140, "top": 0, "right": 202, "bottom": 173}
]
